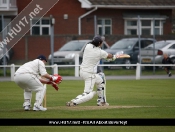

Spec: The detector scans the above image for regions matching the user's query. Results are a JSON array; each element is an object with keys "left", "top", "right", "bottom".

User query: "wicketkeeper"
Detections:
[
  {"left": 66, "top": 35, "right": 117, "bottom": 106},
  {"left": 14, "top": 55, "right": 62, "bottom": 111}
]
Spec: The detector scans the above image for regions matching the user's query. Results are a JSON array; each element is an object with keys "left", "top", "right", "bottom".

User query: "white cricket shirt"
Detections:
[
  {"left": 80, "top": 43, "right": 108, "bottom": 73},
  {"left": 15, "top": 59, "right": 47, "bottom": 76}
]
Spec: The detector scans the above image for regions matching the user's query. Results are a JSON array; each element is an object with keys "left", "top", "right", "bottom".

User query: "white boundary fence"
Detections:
[
  {"left": 0, "top": 63, "right": 174, "bottom": 81},
  {"left": 0, "top": 53, "right": 174, "bottom": 81}
]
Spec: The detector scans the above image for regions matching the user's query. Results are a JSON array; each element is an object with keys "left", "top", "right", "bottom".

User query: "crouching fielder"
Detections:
[
  {"left": 14, "top": 55, "right": 61, "bottom": 111},
  {"left": 66, "top": 35, "right": 116, "bottom": 106}
]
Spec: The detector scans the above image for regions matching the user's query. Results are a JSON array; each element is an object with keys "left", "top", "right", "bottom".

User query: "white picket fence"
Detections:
[
  {"left": 0, "top": 63, "right": 174, "bottom": 81},
  {"left": 0, "top": 53, "right": 174, "bottom": 80}
]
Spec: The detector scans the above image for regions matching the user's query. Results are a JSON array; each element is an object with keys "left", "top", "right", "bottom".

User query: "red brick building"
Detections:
[{"left": 1, "top": 0, "right": 175, "bottom": 62}]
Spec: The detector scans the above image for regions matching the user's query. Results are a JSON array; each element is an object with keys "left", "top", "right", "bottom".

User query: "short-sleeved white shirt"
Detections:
[
  {"left": 15, "top": 59, "right": 47, "bottom": 76},
  {"left": 80, "top": 43, "right": 108, "bottom": 73}
]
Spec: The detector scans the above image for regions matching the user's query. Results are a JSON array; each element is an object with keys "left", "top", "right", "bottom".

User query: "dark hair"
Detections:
[{"left": 91, "top": 35, "right": 103, "bottom": 47}]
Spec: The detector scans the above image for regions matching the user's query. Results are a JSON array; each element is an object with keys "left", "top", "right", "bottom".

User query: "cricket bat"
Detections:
[{"left": 116, "top": 54, "right": 130, "bottom": 58}]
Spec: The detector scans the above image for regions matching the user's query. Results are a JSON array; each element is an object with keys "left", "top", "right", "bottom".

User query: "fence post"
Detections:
[
  {"left": 136, "top": 63, "right": 140, "bottom": 80},
  {"left": 11, "top": 64, "right": 15, "bottom": 81},
  {"left": 53, "top": 64, "right": 58, "bottom": 74},
  {"left": 75, "top": 54, "right": 79, "bottom": 77}
]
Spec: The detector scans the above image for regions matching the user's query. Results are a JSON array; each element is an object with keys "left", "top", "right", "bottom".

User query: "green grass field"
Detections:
[{"left": 0, "top": 79, "right": 175, "bottom": 131}]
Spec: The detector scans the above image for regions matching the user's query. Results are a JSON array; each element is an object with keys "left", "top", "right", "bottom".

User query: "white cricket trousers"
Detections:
[
  {"left": 80, "top": 69, "right": 103, "bottom": 93},
  {"left": 14, "top": 73, "right": 45, "bottom": 104}
]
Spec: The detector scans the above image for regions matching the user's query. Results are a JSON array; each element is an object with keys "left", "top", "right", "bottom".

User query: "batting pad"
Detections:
[
  {"left": 97, "top": 72, "right": 107, "bottom": 102},
  {"left": 73, "top": 91, "right": 96, "bottom": 105}
]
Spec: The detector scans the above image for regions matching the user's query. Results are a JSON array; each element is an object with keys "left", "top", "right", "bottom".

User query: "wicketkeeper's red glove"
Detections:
[
  {"left": 51, "top": 82, "right": 59, "bottom": 91},
  {"left": 50, "top": 75, "right": 58, "bottom": 82},
  {"left": 46, "top": 81, "right": 52, "bottom": 84},
  {"left": 50, "top": 74, "right": 62, "bottom": 84}
]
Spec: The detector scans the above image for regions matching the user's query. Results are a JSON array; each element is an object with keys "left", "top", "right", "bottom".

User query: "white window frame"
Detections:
[
  {"left": 124, "top": 18, "right": 165, "bottom": 35},
  {"left": 0, "top": 0, "right": 7, "bottom": 7},
  {"left": 125, "top": 20, "right": 137, "bottom": 35},
  {"left": 2, "top": 0, "right": 7, "bottom": 4},
  {"left": 97, "top": 18, "right": 112, "bottom": 35},
  {"left": 30, "top": 18, "right": 51, "bottom": 35},
  {"left": 152, "top": 20, "right": 163, "bottom": 35}
]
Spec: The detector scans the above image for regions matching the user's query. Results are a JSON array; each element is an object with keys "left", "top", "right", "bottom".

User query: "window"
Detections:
[
  {"left": 135, "top": 40, "right": 154, "bottom": 49},
  {"left": 31, "top": 18, "right": 50, "bottom": 35},
  {"left": 126, "top": 20, "right": 137, "bottom": 35},
  {"left": 141, "top": 20, "right": 151, "bottom": 35},
  {"left": 154, "top": 20, "right": 163, "bottom": 35},
  {"left": 0, "top": 18, "right": 11, "bottom": 35},
  {"left": 10, "top": 0, "right": 16, "bottom": 6},
  {"left": 1, "top": 0, "right": 7, "bottom": 6},
  {"left": 124, "top": 19, "right": 164, "bottom": 35},
  {"left": 97, "top": 19, "right": 112, "bottom": 35},
  {"left": 2, "top": 0, "right": 7, "bottom": 4},
  {"left": 169, "top": 44, "right": 175, "bottom": 49}
]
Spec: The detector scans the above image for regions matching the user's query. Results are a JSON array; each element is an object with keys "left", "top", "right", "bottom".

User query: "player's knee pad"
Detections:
[
  {"left": 96, "top": 72, "right": 106, "bottom": 92},
  {"left": 97, "top": 87, "right": 104, "bottom": 97},
  {"left": 72, "top": 91, "right": 96, "bottom": 105},
  {"left": 97, "top": 86, "right": 106, "bottom": 102},
  {"left": 96, "top": 72, "right": 107, "bottom": 103},
  {"left": 98, "top": 72, "right": 106, "bottom": 84}
]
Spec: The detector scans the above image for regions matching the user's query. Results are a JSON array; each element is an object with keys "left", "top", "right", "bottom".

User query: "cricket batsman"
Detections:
[
  {"left": 14, "top": 55, "right": 62, "bottom": 111},
  {"left": 66, "top": 35, "right": 117, "bottom": 106}
]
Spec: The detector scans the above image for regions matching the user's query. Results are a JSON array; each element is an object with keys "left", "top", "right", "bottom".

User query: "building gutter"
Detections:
[
  {"left": 78, "top": 6, "right": 97, "bottom": 35},
  {"left": 91, "top": 5, "right": 175, "bottom": 9}
]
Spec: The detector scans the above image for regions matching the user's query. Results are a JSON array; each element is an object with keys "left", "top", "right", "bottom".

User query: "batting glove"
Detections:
[
  {"left": 112, "top": 54, "right": 117, "bottom": 60},
  {"left": 107, "top": 54, "right": 116, "bottom": 61}
]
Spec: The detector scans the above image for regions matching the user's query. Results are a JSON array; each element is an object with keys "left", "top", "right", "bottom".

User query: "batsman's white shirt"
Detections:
[
  {"left": 80, "top": 43, "right": 108, "bottom": 73},
  {"left": 79, "top": 43, "right": 108, "bottom": 93}
]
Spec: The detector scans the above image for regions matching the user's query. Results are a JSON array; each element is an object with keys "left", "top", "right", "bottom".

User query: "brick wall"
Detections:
[
  {"left": 7, "top": 0, "right": 175, "bottom": 63},
  {"left": 16, "top": 0, "right": 173, "bottom": 35}
]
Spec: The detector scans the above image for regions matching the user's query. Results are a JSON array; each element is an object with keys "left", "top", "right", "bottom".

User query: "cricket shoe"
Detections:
[
  {"left": 33, "top": 103, "right": 47, "bottom": 111},
  {"left": 24, "top": 105, "right": 30, "bottom": 111},
  {"left": 66, "top": 101, "right": 77, "bottom": 107},
  {"left": 97, "top": 102, "right": 109, "bottom": 106}
]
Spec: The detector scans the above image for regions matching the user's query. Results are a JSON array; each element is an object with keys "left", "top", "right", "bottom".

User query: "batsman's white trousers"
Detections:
[
  {"left": 80, "top": 69, "right": 103, "bottom": 93},
  {"left": 14, "top": 73, "right": 45, "bottom": 104}
]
